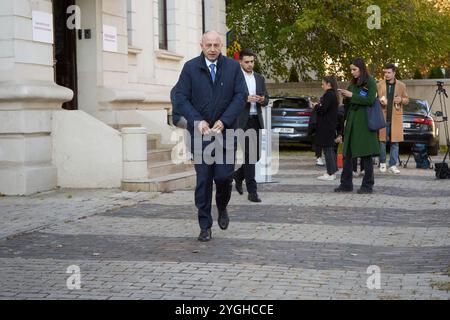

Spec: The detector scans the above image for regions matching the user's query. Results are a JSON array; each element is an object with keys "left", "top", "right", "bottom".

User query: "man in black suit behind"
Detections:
[{"left": 234, "top": 49, "right": 269, "bottom": 203}]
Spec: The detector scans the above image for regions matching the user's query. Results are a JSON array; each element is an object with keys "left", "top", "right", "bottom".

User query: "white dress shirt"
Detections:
[
  {"left": 205, "top": 58, "right": 217, "bottom": 79},
  {"left": 242, "top": 69, "right": 257, "bottom": 115}
]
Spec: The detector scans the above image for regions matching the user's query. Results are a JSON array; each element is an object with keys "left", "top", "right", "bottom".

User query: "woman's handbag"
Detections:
[{"left": 367, "top": 98, "right": 387, "bottom": 131}]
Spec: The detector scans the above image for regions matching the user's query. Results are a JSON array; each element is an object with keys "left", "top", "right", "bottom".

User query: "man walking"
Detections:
[
  {"left": 377, "top": 63, "right": 409, "bottom": 174},
  {"left": 175, "top": 31, "right": 247, "bottom": 242},
  {"left": 234, "top": 49, "right": 269, "bottom": 203}
]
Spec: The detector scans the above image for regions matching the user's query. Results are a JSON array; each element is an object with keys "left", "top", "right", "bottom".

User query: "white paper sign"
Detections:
[
  {"left": 103, "top": 25, "right": 118, "bottom": 52},
  {"left": 32, "top": 11, "right": 54, "bottom": 44}
]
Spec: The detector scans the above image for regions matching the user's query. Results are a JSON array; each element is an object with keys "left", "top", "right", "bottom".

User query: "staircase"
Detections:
[{"left": 121, "top": 133, "right": 196, "bottom": 192}]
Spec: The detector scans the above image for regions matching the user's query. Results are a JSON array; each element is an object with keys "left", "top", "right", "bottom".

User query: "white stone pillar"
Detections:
[
  {"left": 0, "top": 0, "right": 72, "bottom": 195},
  {"left": 122, "top": 127, "right": 148, "bottom": 180}
]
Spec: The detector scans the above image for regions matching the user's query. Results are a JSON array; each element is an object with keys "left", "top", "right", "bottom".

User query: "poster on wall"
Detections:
[
  {"left": 103, "top": 25, "right": 118, "bottom": 52},
  {"left": 32, "top": 11, "right": 54, "bottom": 44}
]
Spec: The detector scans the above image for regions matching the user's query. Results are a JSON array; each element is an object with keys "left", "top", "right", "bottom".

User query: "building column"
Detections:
[{"left": 0, "top": 0, "right": 72, "bottom": 195}]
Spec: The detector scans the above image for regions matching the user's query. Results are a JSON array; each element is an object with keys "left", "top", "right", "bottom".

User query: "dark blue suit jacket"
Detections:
[
  {"left": 175, "top": 53, "right": 247, "bottom": 152},
  {"left": 237, "top": 72, "right": 269, "bottom": 130},
  {"left": 170, "top": 84, "right": 185, "bottom": 127}
]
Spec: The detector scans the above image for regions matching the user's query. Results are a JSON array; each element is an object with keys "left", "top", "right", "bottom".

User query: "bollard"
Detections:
[
  {"left": 121, "top": 127, "right": 148, "bottom": 180},
  {"left": 256, "top": 105, "right": 273, "bottom": 183}
]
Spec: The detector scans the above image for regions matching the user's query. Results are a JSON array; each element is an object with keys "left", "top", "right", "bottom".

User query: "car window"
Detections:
[
  {"left": 404, "top": 99, "right": 428, "bottom": 115},
  {"left": 272, "top": 99, "right": 310, "bottom": 109}
]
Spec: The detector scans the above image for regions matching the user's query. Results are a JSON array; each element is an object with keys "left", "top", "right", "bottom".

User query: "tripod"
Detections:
[{"left": 427, "top": 81, "right": 450, "bottom": 178}]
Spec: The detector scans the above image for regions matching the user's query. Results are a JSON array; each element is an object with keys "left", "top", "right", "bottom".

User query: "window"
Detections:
[
  {"left": 158, "top": 0, "right": 168, "bottom": 50},
  {"left": 127, "top": 0, "right": 134, "bottom": 46},
  {"left": 404, "top": 99, "right": 429, "bottom": 115},
  {"left": 272, "top": 98, "right": 310, "bottom": 109},
  {"left": 202, "top": 0, "right": 206, "bottom": 34}
]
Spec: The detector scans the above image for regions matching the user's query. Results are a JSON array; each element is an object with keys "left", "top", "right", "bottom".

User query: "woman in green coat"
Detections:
[{"left": 335, "top": 58, "right": 380, "bottom": 194}]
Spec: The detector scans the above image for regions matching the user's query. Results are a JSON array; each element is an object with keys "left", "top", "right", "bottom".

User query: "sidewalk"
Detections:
[
  {"left": 0, "top": 189, "right": 156, "bottom": 240},
  {"left": 0, "top": 154, "right": 449, "bottom": 300}
]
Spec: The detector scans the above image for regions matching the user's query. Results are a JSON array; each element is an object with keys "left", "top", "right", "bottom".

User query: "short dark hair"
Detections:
[
  {"left": 384, "top": 63, "right": 397, "bottom": 72},
  {"left": 239, "top": 48, "right": 256, "bottom": 60}
]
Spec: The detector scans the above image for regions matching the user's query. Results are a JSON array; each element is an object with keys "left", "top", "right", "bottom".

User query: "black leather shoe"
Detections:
[
  {"left": 334, "top": 186, "right": 353, "bottom": 193},
  {"left": 198, "top": 228, "right": 212, "bottom": 242},
  {"left": 248, "top": 193, "right": 262, "bottom": 203},
  {"left": 357, "top": 188, "right": 373, "bottom": 194},
  {"left": 218, "top": 209, "right": 229, "bottom": 230},
  {"left": 234, "top": 178, "right": 243, "bottom": 195}
]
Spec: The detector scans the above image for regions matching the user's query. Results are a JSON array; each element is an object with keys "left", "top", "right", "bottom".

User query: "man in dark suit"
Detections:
[
  {"left": 234, "top": 49, "right": 269, "bottom": 203},
  {"left": 175, "top": 31, "right": 247, "bottom": 242}
]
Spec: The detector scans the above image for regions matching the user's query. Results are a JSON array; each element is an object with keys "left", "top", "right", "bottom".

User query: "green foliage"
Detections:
[
  {"left": 253, "top": 59, "right": 262, "bottom": 74},
  {"left": 413, "top": 69, "right": 423, "bottom": 79},
  {"left": 428, "top": 67, "right": 445, "bottom": 79},
  {"left": 227, "top": 0, "right": 450, "bottom": 81},
  {"left": 288, "top": 65, "right": 300, "bottom": 82}
]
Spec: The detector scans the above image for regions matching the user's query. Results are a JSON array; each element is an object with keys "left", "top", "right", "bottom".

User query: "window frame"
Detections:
[{"left": 158, "top": 0, "right": 168, "bottom": 50}]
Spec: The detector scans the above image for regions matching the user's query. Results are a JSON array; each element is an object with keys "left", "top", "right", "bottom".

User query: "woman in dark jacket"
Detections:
[
  {"left": 336, "top": 58, "right": 380, "bottom": 194},
  {"left": 315, "top": 76, "right": 340, "bottom": 180}
]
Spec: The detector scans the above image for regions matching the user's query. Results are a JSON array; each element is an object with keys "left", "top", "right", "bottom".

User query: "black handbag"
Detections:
[
  {"left": 367, "top": 98, "right": 387, "bottom": 131},
  {"left": 435, "top": 162, "right": 450, "bottom": 179}
]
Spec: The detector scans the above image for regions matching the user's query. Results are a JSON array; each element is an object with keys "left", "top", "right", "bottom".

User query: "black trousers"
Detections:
[
  {"left": 235, "top": 116, "right": 261, "bottom": 195},
  {"left": 340, "top": 144, "right": 375, "bottom": 191},
  {"left": 315, "top": 145, "right": 323, "bottom": 158}
]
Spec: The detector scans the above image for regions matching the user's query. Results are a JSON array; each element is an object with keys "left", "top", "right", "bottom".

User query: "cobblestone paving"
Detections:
[
  {"left": 0, "top": 189, "right": 155, "bottom": 240},
  {"left": 0, "top": 154, "right": 449, "bottom": 300}
]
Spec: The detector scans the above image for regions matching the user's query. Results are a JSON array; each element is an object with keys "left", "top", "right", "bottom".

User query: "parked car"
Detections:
[
  {"left": 270, "top": 96, "right": 314, "bottom": 145},
  {"left": 401, "top": 98, "right": 440, "bottom": 155}
]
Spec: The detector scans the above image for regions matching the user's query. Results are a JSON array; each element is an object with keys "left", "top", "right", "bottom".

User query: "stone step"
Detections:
[
  {"left": 121, "top": 171, "right": 196, "bottom": 192},
  {"left": 148, "top": 160, "right": 194, "bottom": 179},
  {"left": 148, "top": 149, "right": 173, "bottom": 163},
  {"left": 148, "top": 137, "right": 158, "bottom": 150},
  {"left": 110, "top": 124, "right": 141, "bottom": 130},
  {"left": 147, "top": 133, "right": 174, "bottom": 151}
]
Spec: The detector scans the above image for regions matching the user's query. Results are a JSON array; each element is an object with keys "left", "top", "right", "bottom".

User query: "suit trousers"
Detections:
[
  {"left": 194, "top": 149, "right": 235, "bottom": 230},
  {"left": 235, "top": 116, "right": 261, "bottom": 195}
]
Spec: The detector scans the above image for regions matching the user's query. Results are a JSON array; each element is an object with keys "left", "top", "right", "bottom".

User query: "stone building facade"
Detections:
[{"left": 0, "top": 0, "right": 226, "bottom": 195}]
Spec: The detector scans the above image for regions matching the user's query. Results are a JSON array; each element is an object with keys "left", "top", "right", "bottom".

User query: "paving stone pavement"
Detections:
[{"left": 0, "top": 154, "right": 449, "bottom": 300}]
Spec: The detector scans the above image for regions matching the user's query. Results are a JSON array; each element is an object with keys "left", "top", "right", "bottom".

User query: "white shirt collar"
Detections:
[{"left": 205, "top": 58, "right": 217, "bottom": 68}]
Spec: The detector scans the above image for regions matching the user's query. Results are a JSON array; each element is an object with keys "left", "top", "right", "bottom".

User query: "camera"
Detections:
[{"left": 436, "top": 81, "right": 448, "bottom": 97}]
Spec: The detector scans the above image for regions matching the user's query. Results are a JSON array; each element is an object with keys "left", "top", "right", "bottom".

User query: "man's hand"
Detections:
[
  {"left": 247, "top": 95, "right": 259, "bottom": 103},
  {"left": 394, "top": 96, "right": 402, "bottom": 104},
  {"left": 248, "top": 95, "right": 266, "bottom": 104},
  {"left": 335, "top": 135, "right": 343, "bottom": 144},
  {"left": 198, "top": 121, "right": 211, "bottom": 135},
  {"left": 256, "top": 95, "right": 265, "bottom": 104},
  {"left": 212, "top": 120, "right": 225, "bottom": 134}
]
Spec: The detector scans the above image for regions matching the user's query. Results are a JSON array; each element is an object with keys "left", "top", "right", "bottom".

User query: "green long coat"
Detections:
[{"left": 343, "top": 77, "right": 380, "bottom": 158}]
